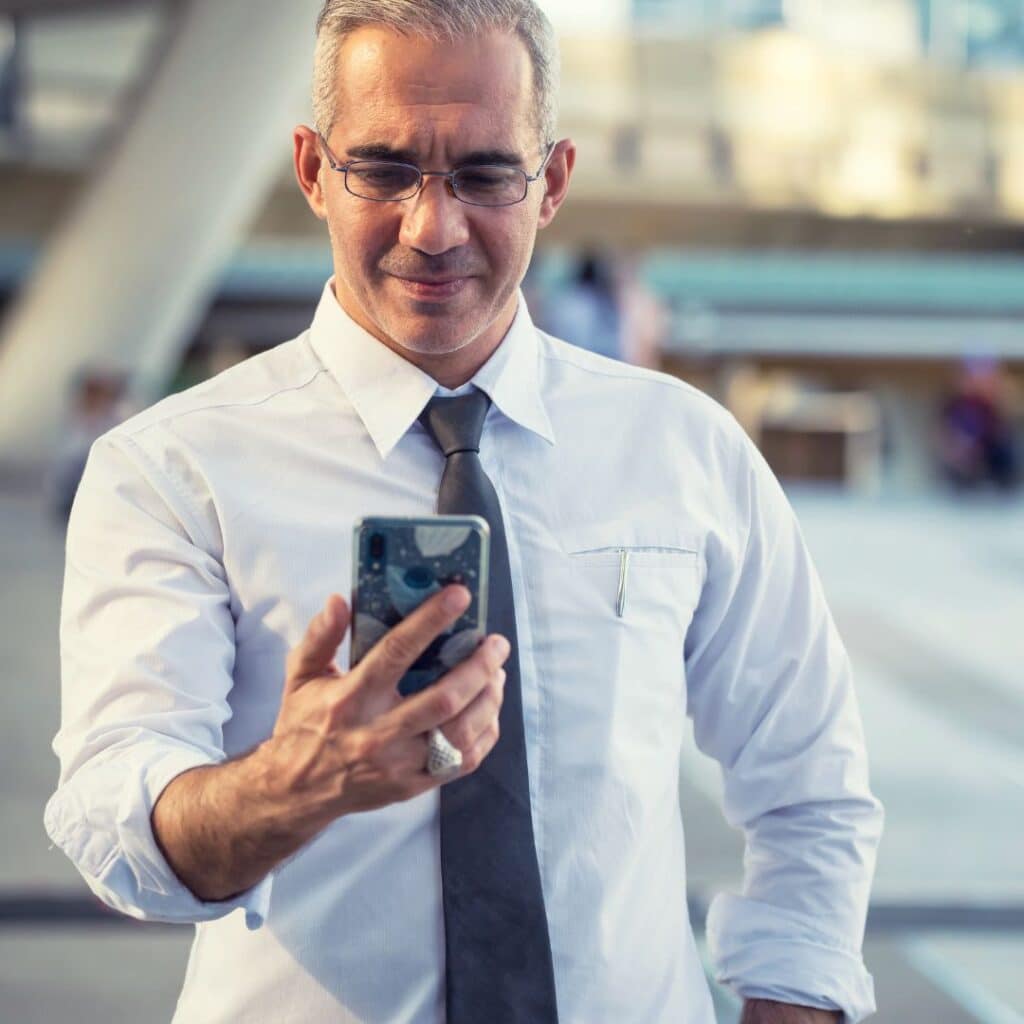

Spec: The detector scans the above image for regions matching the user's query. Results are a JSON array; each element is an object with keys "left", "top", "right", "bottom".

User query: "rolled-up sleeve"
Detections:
[
  {"left": 683, "top": 425, "right": 884, "bottom": 1022},
  {"left": 43, "top": 432, "right": 272, "bottom": 930}
]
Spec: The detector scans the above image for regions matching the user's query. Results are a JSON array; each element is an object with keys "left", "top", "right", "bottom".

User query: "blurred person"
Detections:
[
  {"left": 937, "top": 356, "right": 1019, "bottom": 492},
  {"left": 44, "top": 3, "right": 882, "bottom": 1023},
  {"left": 617, "top": 254, "right": 668, "bottom": 369},
  {"left": 47, "top": 368, "right": 133, "bottom": 521},
  {"left": 208, "top": 337, "right": 252, "bottom": 376},
  {"left": 542, "top": 249, "right": 623, "bottom": 360}
]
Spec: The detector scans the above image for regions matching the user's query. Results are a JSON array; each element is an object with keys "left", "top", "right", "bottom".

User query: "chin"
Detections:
[
  {"left": 393, "top": 331, "right": 476, "bottom": 358},
  {"left": 381, "top": 311, "right": 482, "bottom": 355}
]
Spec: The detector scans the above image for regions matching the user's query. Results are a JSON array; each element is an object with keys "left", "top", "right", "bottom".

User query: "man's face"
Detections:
[{"left": 295, "top": 27, "right": 573, "bottom": 372}]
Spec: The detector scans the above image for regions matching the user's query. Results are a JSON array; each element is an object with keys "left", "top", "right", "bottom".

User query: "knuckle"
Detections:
[
  {"left": 384, "top": 761, "right": 410, "bottom": 791},
  {"left": 433, "top": 688, "right": 459, "bottom": 721},
  {"left": 347, "top": 729, "right": 377, "bottom": 765},
  {"left": 324, "top": 701, "right": 345, "bottom": 733},
  {"left": 325, "top": 689, "right": 356, "bottom": 730},
  {"left": 430, "top": 595, "right": 457, "bottom": 626},
  {"left": 381, "top": 630, "right": 417, "bottom": 666}
]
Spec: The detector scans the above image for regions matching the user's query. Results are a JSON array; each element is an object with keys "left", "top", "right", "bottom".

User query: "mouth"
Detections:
[{"left": 390, "top": 275, "right": 472, "bottom": 301}]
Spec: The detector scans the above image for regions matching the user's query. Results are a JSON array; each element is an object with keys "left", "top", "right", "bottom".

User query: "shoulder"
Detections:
[
  {"left": 108, "top": 332, "right": 325, "bottom": 445},
  {"left": 79, "top": 333, "right": 328, "bottom": 550},
  {"left": 538, "top": 328, "right": 718, "bottom": 405},
  {"left": 536, "top": 328, "right": 745, "bottom": 452}
]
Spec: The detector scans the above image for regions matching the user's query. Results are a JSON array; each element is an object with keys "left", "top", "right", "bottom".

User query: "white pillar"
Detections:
[{"left": 0, "top": 0, "right": 323, "bottom": 464}]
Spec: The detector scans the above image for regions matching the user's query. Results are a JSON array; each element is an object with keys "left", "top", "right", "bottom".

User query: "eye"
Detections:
[
  {"left": 351, "top": 164, "right": 414, "bottom": 185},
  {"left": 457, "top": 167, "right": 516, "bottom": 187},
  {"left": 346, "top": 162, "right": 421, "bottom": 198},
  {"left": 454, "top": 166, "right": 526, "bottom": 204}
]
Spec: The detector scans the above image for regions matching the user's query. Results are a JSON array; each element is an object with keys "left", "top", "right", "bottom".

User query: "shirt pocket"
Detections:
[
  {"left": 557, "top": 518, "right": 704, "bottom": 620},
  {"left": 560, "top": 518, "right": 702, "bottom": 566},
  {"left": 545, "top": 519, "right": 703, "bottom": 782}
]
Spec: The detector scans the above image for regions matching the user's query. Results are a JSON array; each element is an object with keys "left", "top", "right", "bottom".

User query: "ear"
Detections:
[
  {"left": 294, "top": 125, "right": 328, "bottom": 221},
  {"left": 537, "top": 139, "right": 576, "bottom": 231}
]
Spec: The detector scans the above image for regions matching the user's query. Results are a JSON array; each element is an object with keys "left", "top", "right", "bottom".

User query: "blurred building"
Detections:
[{"left": 1, "top": 0, "right": 1023, "bottom": 492}]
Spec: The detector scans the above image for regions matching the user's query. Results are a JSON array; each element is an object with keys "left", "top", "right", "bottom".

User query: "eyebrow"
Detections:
[{"left": 344, "top": 143, "right": 526, "bottom": 167}]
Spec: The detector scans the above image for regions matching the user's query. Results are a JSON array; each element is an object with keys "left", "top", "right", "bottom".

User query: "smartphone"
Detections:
[{"left": 351, "top": 515, "right": 490, "bottom": 697}]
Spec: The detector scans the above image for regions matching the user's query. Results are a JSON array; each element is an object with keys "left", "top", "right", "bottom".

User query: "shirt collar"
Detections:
[{"left": 307, "top": 278, "right": 555, "bottom": 459}]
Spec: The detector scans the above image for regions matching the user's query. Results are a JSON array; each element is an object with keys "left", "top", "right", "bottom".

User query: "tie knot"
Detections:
[{"left": 418, "top": 389, "right": 492, "bottom": 458}]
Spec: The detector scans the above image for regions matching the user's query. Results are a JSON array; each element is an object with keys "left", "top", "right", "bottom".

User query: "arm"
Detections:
[
  {"left": 44, "top": 434, "right": 273, "bottom": 926},
  {"left": 149, "top": 744, "right": 310, "bottom": 903},
  {"left": 683, "top": 423, "right": 883, "bottom": 1023},
  {"left": 47, "top": 435, "right": 507, "bottom": 919}
]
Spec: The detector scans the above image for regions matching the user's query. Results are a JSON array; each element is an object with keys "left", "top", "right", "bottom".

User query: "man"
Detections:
[{"left": 45, "top": 2, "right": 883, "bottom": 1022}]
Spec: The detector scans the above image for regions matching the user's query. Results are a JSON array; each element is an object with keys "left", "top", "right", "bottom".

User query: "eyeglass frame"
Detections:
[{"left": 316, "top": 131, "right": 557, "bottom": 207}]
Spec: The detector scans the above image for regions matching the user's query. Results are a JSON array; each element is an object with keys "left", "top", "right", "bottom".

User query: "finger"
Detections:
[
  {"left": 285, "top": 593, "right": 351, "bottom": 691},
  {"left": 454, "top": 716, "right": 502, "bottom": 778},
  {"left": 356, "top": 583, "right": 471, "bottom": 690},
  {"left": 439, "top": 667, "right": 506, "bottom": 752},
  {"left": 385, "top": 634, "right": 509, "bottom": 739}
]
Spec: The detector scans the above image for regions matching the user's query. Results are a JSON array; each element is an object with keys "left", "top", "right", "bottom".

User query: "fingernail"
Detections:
[
  {"left": 489, "top": 635, "right": 511, "bottom": 658},
  {"left": 444, "top": 586, "right": 470, "bottom": 612}
]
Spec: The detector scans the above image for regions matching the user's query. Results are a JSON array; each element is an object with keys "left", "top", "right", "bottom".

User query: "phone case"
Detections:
[{"left": 351, "top": 515, "right": 490, "bottom": 697}]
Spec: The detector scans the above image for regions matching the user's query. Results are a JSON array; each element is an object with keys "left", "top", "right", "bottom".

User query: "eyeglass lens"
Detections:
[{"left": 346, "top": 162, "right": 527, "bottom": 205}]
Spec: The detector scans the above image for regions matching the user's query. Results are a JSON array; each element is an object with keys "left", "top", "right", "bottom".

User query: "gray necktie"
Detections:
[{"left": 418, "top": 389, "right": 559, "bottom": 1023}]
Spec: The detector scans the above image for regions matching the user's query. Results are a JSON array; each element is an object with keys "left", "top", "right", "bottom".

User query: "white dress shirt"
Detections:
[{"left": 45, "top": 279, "right": 883, "bottom": 1024}]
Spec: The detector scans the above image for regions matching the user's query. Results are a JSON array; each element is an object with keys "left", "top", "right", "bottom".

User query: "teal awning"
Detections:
[{"left": 637, "top": 251, "right": 1024, "bottom": 315}]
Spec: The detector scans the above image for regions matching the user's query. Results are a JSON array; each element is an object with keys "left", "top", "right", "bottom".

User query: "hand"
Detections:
[
  {"left": 741, "top": 999, "right": 842, "bottom": 1024},
  {"left": 263, "top": 585, "right": 510, "bottom": 824}
]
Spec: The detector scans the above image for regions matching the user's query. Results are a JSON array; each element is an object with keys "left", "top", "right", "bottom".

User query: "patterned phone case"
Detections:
[{"left": 351, "top": 516, "right": 490, "bottom": 697}]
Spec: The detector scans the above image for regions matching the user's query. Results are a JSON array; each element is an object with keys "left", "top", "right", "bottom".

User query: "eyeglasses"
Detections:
[{"left": 317, "top": 133, "right": 556, "bottom": 207}]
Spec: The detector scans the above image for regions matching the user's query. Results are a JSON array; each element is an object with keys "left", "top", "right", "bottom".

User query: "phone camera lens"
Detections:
[
  {"left": 369, "top": 533, "right": 385, "bottom": 560},
  {"left": 404, "top": 566, "right": 434, "bottom": 589}
]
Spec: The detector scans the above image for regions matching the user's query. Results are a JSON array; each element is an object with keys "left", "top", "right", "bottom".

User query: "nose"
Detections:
[{"left": 398, "top": 174, "right": 471, "bottom": 256}]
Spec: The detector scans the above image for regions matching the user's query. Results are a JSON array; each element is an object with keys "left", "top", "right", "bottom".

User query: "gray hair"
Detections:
[{"left": 312, "top": 0, "right": 559, "bottom": 150}]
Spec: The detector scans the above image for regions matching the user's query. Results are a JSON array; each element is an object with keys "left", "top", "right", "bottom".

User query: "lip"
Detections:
[{"left": 392, "top": 276, "right": 471, "bottom": 300}]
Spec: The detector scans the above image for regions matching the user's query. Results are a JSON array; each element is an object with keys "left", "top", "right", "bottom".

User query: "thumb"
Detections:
[{"left": 285, "top": 593, "right": 351, "bottom": 691}]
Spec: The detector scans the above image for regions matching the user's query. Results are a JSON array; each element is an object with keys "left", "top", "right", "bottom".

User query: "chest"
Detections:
[{"left": 214, "top": 424, "right": 712, "bottom": 776}]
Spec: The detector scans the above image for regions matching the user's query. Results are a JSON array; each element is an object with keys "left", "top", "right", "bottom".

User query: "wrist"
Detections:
[
  {"left": 249, "top": 736, "right": 340, "bottom": 835},
  {"left": 741, "top": 999, "right": 842, "bottom": 1024}
]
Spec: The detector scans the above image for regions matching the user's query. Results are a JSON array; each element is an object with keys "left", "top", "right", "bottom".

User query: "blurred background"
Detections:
[{"left": 1, "top": 0, "right": 1022, "bottom": 1021}]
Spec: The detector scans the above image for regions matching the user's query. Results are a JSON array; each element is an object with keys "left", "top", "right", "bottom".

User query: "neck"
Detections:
[
  {"left": 413, "top": 342, "right": 500, "bottom": 390},
  {"left": 378, "top": 328, "right": 503, "bottom": 390},
  {"left": 332, "top": 282, "right": 516, "bottom": 390}
]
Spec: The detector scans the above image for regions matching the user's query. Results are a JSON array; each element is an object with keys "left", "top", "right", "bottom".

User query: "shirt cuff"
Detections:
[
  {"left": 44, "top": 743, "right": 273, "bottom": 930},
  {"left": 706, "top": 892, "right": 876, "bottom": 1023}
]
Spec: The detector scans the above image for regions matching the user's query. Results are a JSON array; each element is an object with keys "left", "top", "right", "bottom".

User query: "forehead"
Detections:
[{"left": 333, "top": 26, "right": 534, "bottom": 154}]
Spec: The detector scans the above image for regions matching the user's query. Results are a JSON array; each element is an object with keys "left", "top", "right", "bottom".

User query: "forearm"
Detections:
[
  {"left": 742, "top": 999, "right": 842, "bottom": 1023},
  {"left": 151, "top": 740, "right": 331, "bottom": 902}
]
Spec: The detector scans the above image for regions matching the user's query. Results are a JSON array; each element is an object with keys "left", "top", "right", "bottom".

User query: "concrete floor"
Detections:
[{"left": 2, "top": 483, "right": 1023, "bottom": 1023}]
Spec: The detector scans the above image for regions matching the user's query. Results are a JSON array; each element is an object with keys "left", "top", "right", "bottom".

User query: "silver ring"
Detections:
[{"left": 425, "top": 726, "right": 463, "bottom": 777}]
